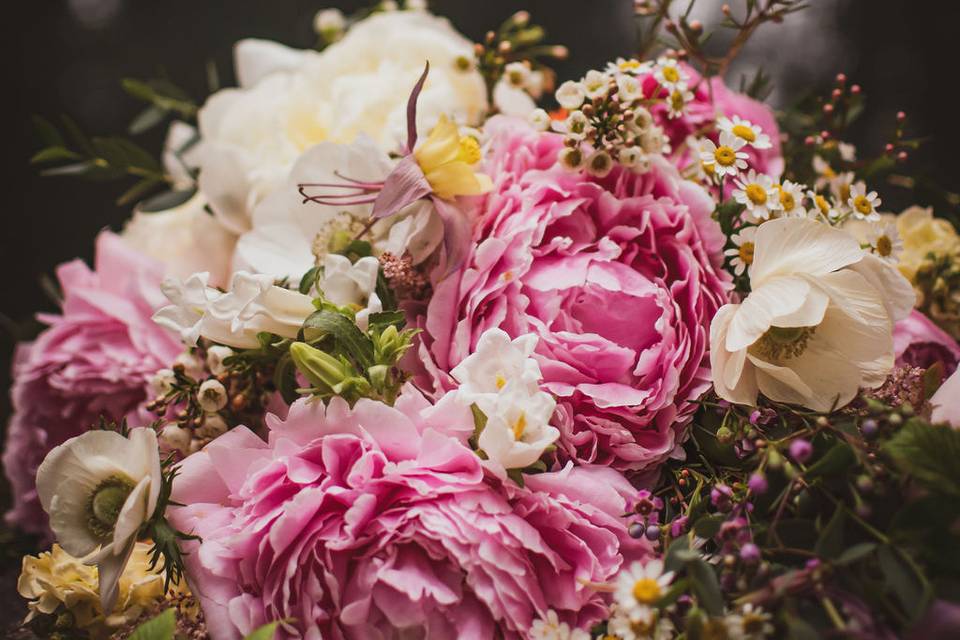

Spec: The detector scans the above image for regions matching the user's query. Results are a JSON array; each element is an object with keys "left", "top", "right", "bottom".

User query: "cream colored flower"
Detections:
[
  {"left": 894, "top": 206, "right": 960, "bottom": 281},
  {"left": 36, "top": 428, "right": 163, "bottom": 612},
  {"left": 476, "top": 380, "right": 559, "bottom": 470},
  {"left": 18, "top": 543, "right": 180, "bottom": 637},
  {"left": 710, "top": 217, "right": 915, "bottom": 411},
  {"left": 319, "top": 254, "right": 383, "bottom": 330}
]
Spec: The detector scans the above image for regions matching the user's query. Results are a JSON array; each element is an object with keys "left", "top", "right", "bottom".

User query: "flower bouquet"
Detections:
[{"left": 6, "top": 1, "right": 960, "bottom": 639}]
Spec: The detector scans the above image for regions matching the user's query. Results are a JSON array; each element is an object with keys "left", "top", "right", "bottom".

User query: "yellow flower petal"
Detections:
[
  {"left": 425, "top": 162, "right": 491, "bottom": 200},
  {"left": 414, "top": 114, "right": 461, "bottom": 174}
]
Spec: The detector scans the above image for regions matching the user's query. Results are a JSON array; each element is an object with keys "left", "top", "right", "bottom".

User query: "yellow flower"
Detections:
[
  {"left": 413, "top": 114, "right": 492, "bottom": 200},
  {"left": 18, "top": 543, "right": 186, "bottom": 639},
  {"left": 895, "top": 206, "right": 960, "bottom": 281}
]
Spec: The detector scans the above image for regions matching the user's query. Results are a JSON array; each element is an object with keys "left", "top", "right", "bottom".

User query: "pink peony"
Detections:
[
  {"left": 169, "top": 385, "right": 646, "bottom": 639},
  {"left": 643, "top": 63, "right": 784, "bottom": 178},
  {"left": 2, "top": 232, "right": 180, "bottom": 535},
  {"left": 894, "top": 309, "right": 960, "bottom": 377},
  {"left": 418, "top": 117, "right": 730, "bottom": 471}
]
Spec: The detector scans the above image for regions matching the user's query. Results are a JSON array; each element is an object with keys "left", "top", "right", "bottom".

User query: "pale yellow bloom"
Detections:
[
  {"left": 414, "top": 115, "right": 493, "bottom": 200},
  {"left": 18, "top": 543, "right": 184, "bottom": 638},
  {"left": 894, "top": 206, "right": 960, "bottom": 282}
]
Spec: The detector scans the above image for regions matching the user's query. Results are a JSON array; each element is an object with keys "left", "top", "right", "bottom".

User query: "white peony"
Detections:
[
  {"left": 195, "top": 10, "right": 487, "bottom": 234},
  {"left": 710, "top": 217, "right": 915, "bottom": 411},
  {"left": 153, "top": 271, "right": 315, "bottom": 349},
  {"left": 35, "top": 428, "right": 162, "bottom": 612}
]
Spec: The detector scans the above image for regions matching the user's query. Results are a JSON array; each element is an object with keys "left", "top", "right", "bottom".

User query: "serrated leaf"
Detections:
[
  {"left": 302, "top": 309, "right": 375, "bottom": 369},
  {"left": 128, "top": 607, "right": 176, "bottom": 640},
  {"left": 883, "top": 419, "right": 960, "bottom": 497},
  {"left": 243, "top": 621, "right": 280, "bottom": 640},
  {"left": 368, "top": 310, "right": 406, "bottom": 332}
]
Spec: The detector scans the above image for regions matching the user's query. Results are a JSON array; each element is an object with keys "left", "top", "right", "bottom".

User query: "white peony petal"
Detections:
[
  {"left": 234, "top": 38, "right": 315, "bottom": 88},
  {"left": 750, "top": 217, "right": 863, "bottom": 284}
]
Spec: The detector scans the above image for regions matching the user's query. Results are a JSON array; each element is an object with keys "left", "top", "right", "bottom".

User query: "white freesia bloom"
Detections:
[
  {"left": 450, "top": 328, "right": 543, "bottom": 402},
  {"left": 195, "top": 10, "right": 487, "bottom": 233},
  {"left": 153, "top": 271, "right": 315, "bottom": 349},
  {"left": 476, "top": 381, "right": 559, "bottom": 470},
  {"left": 320, "top": 254, "right": 383, "bottom": 330},
  {"left": 710, "top": 218, "right": 915, "bottom": 411},
  {"left": 233, "top": 139, "right": 441, "bottom": 281},
  {"left": 36, "top": 428, "right": 162, "bottom": 613}
]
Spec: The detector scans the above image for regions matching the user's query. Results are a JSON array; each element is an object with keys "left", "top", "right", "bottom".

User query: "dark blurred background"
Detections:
[{"left": 2, "top": 0, "right": 960, "bottom": 627}]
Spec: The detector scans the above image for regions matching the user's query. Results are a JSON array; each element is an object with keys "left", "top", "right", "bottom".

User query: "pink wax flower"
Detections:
[
  {"left": 894, "top": 309, "right": 960, "bottom": 377},
  {"left": 641, "top": 62, "right": 784, "bottom": 179},
  {"left": 169, "top": 384, "right": 647, "bottom": 639},
  {"left": 418, "top": 117, "right": 730, "bottom": 471},
  {"left": 2, "top": 232, "right": 180, "bottom": 536}
]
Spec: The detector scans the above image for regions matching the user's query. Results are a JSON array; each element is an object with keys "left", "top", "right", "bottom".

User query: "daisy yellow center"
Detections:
[
  {"left": 779, "top": 188, "right": 796, "bottom": 211},
  {"left": 87, "top": 475, "right": 135, "bottom": 540},
  {"left": 876, "top": 234, "right": 893, "bottom": 256},
  {"left": 839, "top": 183, "right": 852, "bottom": 203},
  {"left": 742, "top": 613, "right": 769, "bottom": 634},
  {"left": 495, "top": 374, "right": 507, "bottom": 390},
  {"left": 754, "top": 325, "right": 817, "bottom": 361},
  {"left": 815, "top": 195, "right": 831, "bottom": 214},
  {"left": 670, "top": 91, "right": 685, "bottom": 112},
  {"left": 853, "top": 195, "right": 873, "bottom": 215},
  {"left": 732, "top": 124, "right": 757, "bottom": 142},
  {"left": 745, "top": 183, "right": 768, "bottom": 205},
  {"left": 822, "top": 165, "right": 837, "bottom": 179},
  {"left": 738, "top": 242, "right": 755, "bottom": 265},
  {"left": 632, "top": 577, "right": 662, "bottom": 604},
  {"left": 662, "top": 66, "right": 680, "bottom": 83},
  {"left": 702, "top": 619, "right": 732, "bottom": 640},
  {"left": 714, "top": 146, "right": 737, "bottom": 167},
  {"left": 702, "top": 161, "right": 716, "bottom": 176},
  {"left": 620, "top": 60, "right": 641, "bottom": 71},
  {"left": 457, "top": 136, "right": 482, "bottom": 165},
  {"left": 512, "top": 412, "right": 527, "bottom": 441}
]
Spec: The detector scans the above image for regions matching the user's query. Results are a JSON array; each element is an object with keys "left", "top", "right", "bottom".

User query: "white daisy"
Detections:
[
  {"left": 699, "top": 132, "right": 749, "bottom": 178},
  {"left": 866, "top": 222, "right": 903, "bottom": 263},
  {"left": 724, "top": 226, "right": 758, "bottom": 276},
  {"left": 829, "top": 172, "right": 858, "bottom": 211},
  {"left": 607, "top": 57, "right": 652, "bottom": 76},
  {"left": 732, "top": 170, "right": 780, "bottom": 221},
  {"left": 847, "top": 183, "right": 881, "bottom": 221},
  {"left": 812, "top": 154, "right": 838, "bottom": 190},
  {"left": 615, "top": 559, "right": 675, "bottom": 618},
  {"left": 726, "top": 603, "right": 775, "bottom": 640},
  {"left": 666, "top": 86, "right": 694, "bottom": 119},
  {"left": 776, "top": 180, "right": 808, "bottom": 217},
  {"left": 529, "top": 609, "right": 591, "bottom": 640},
  {"left": 654, "top": 56, "right": 686, "bottom": 90},
  {"left": 608, "top": 606, "right": 675, "bottom": 640},
  {"left": 717, "top": 115, "right": 772, "bottom": 150},
  {"left": 807, "top": 190, "right": 840, "bottom": 223}
]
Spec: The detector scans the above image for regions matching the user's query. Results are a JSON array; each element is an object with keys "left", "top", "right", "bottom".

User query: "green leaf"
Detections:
[
  {"left": 32, "top": 115, "right": 64, "bottom": 147},
  {"left": 128, "top": 607, "right": 176, "bottom": 640},
  {"left": 40, "top": 160, "right": 97, "bottom": 177},
  {"left": 883, "top": 418, "right": 960, "bottom": 497},
  {"left": 656, "top": 577, "right": 689, "bottom": 609},
  {"left": 664, "top": 536, "right": 692, "bottom": 574},
  {"left": 60, "top": 114, "right": 95, "bottom": 156},
  {"left": 129, "top": 105, "right": 169, "bottom": 135},
  {"left": 298, "top": 266, "right": 320, "bottom": 295},
  {"left": 692, "top": 514, "right": 724, "bottom": 539},
  {"left": 834, "top": 542, "right": 876, "bottom": 566},
  {"left": 243, "top": 621, "right": 280, "bottom": 640},
  {"left": 814, "top": 504, "right": 845, "bottom": 559},
  {"left": 301, "top": 310, "right": 375, "bottom": 369},
  {"left": 804, "top": 441, "right": 855, "bottom": 480},
  {"left": 686, "top": 558, "right": 723, "bottom": 616},
  {"left": 878, "top": 545, "right": 928, "bottom": 619},
  {"left": 30, "top": 146, "right": 81, "bottom": 164},
  {"left": 273, "top": 352, "right": 299, "bottom": 404},
  {"left": 139, "top": 188, "right": 197, "bottom": 212},
  {"left": 368, "top": 310, "right": 406, "bottom": 333},
  {"left": 117, "top": 176, "right": 164, "bottom": 206}
]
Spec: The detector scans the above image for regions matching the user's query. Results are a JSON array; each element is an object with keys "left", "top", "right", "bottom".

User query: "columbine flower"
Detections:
[
  {"left": 556, "top": 80, "right": 587, "bottom": 110},
  {"left": 718, "top": 115, "right": 772, "bottom": 150},
  {"left": 153, "top": 271, "right": 315, "bottom": 349},
  {"left": 867, "top": 222, "right": 904, "bottom": 263},
  {"left": 450, "top": 328, "right": 542, "bottom": 402},
  {"left": 617, "top": 74, "right": 643, "bottom": 102},
  {"left": 476, "top": 381, "right": 559, "bottom": 470},
  {"left": 727, "top": 603, "right": 775, "bottom": 639},
  {"left": 36, "top": 428, "right": 162, "bottom": 612},
  {"left": 776, "top": 180, "right": 808, "bottom": 217},
  {"left": 413, "top": 114, "right": 493, "bottom": 200},
  {"left": 615, "top": 559, "right": 675, "bottom": 619},
  {"left": 586, "top": 149, "right": 614, "bottom": 177},
  {"left": 725, "top": 226, "right": 758, "bottom": 276},
  {"left": 318, "top": 254, "right": 383, "bottom": 329},
  {"left": 848, "top": 184, "right": 882, "bottom": 221},
  {"left": 700, "top": 132, "right": 749, "bottom": 178},
  {"left": 654, "top": 56, "right": 686, "bottom": 90},
  {"left": 197, "top": 379, "right": 228, "bottom": 412},
  {"left": 583, "top": 70, "right": 611, "bottom": 99},
  {"left": 733, "top": 170, "right": 780, "bottom": 221},
  {"left": 710, "top": 217, "right": 915, "bottom": 411},
  {"left": 529, "top": 610, "right": 591, "bottom": 640},
  {"left": 666, "top": 86, "right": 694, "bottom": 119}
]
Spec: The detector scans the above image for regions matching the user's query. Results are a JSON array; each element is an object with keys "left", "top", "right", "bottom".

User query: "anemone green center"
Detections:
[
  {"left": 754, "top": 325, "right": 817, "bottom": 361},
  {"left": 87, "top": 475, "right": 135, "bottom": 539}
]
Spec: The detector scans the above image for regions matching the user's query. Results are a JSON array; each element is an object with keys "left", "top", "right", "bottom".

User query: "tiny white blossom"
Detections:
[
  {"left": 654, "top": 56, "right": 686, "bottom": 90},
  {"left": 558, "top": 146, "right": 586, "bottom": 171},
  {"left": 726, "top": 603, "right": 775, "bottom": 640},
  {"left": 867, "top": 222, "right": 903, "bottom": 263},
  {"left": 313, "top": 8, "right": 345, "bottom": 34},
  {"left": 699, "top": 132, "right": 749, "bottom": 178},
  {"left": 159, "top": 423, "right": 192, "bottom": 454},
  {"left": 529, "top": 609, "right": 591, "bottom": 640},
  {"left": 585, "top": 149, "right": 614, "bottom": 178},
  {"left": 529, "top": 108, "right": 551, "bottom": 131},
  {"left": 197, "top": 413, "right": 229, "bottom": 440},
  {"left": 205, "top": 345, "right": 234, "bottom": 376},
  {"left": 776, "top": 180, "right": 808, "bottom": 218},
  {"left": 724, "top": 226, "right": 758, "bottom": 276},
  {"left": 848, "top": 184, "right": 882, "bottom": 221},
  {"left": 150, "top": 368, "right": 176, "bottom": 397},
  {"left": 615, "top": 559, "right": 675, "bottom": 619},
  {"left": 733, "top": 170, "right": 780, "bottom": 221},
  {"left": 616, "top": 74, "right": 643, "bottom": 102},
  {"left": 717, "top": 115, "right": 772, "bottom": 149},
  {"left": 197, "top": 379, "right": 228, "bottom": 412},
  {"left": 582, "top": 70, "right": 611, "bottom": 99},
  {"left": 555, "top": 81, "right": 586, "bottom": 110},
  {"left": 619, "top": 146, "right": 650, "bottom": 173},
  {"left": 504, "top": 62, "right": 531, "bottom": 89}
]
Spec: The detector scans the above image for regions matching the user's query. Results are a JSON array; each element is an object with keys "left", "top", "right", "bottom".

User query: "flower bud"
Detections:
[
  {"left": 150, "top": 368, "right": 176, "bottom": 396},
  {"left": 197, "top": 414, "right": 228, "bottom": 440},
  {"left": 198, "top": 379, "right": 228, "bottom": 412},
  {"left": 206, "top": 345, "right": 234, "bottom": 376},
  {"left": 789, "top": 438, "right": 813, "bottom": 463},
  {"left": 159, "top": 423, "right": 192, "bottom": 453}
]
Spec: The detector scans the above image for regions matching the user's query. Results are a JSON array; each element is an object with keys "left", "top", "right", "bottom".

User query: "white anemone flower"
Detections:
[
  {"left": 476, "top": 381, "right": 559, "bottom": 470},
  {"left": 36, "top": 428, "right": 162, "bottom": 613},
  {"left": 450, "top": 328, "right": 543, "bottom": 402},
  {"left": 710, "top": 217, "right": 915, "bottom": 411}
]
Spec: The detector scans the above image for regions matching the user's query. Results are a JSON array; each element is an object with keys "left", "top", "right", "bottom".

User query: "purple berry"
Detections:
[
  {"left": 789, "top": 438, "right": 813, "bottom": 463},
  {"left": 748, "top": 472, "right": 768, "bottom": 495},
  {"left": 644, "top": 524, "right": 661, "bottom": 541},
  {"left": 740, "top": 542, "right": 761, "bottom": 563},
  {"left": 628, "top": 522, "right": 646, "bottom": 539}
]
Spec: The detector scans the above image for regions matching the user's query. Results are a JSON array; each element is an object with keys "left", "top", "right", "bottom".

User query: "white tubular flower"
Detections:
[
  {"left": 36, "top": 428, "right": 162, "bottom": 613},
  {"left": 451, "top": 328, "right": 543, "bottom": 402},
  {"left": 159, "top": 423, "right": 192, "bottom": 454},
  {"left": 149, "top": 368, "right": 176, "bottom": 397},
  {"left": 476, "top": 381, "right": 559, "bottom": 470},
  {"left": 197, "top": 379, "right": 228, "bottom": 412},
  {"left": 205, "top": 345, "right": 235, "bottom": 376},
  {"left": 153, "top": 271, "right": 315, "bottom": 349},
  {"left": 710, "top": 218, "right": 915, "bottom": 411},
  {"left": 616, "top": 74, "right": 643, "bottom": 102},
  {"left": 582, "top": 70, "right": 611, "bottom": 99},
  {"left": 319, "top": 254, "right": 383, "bottom": 330}
]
